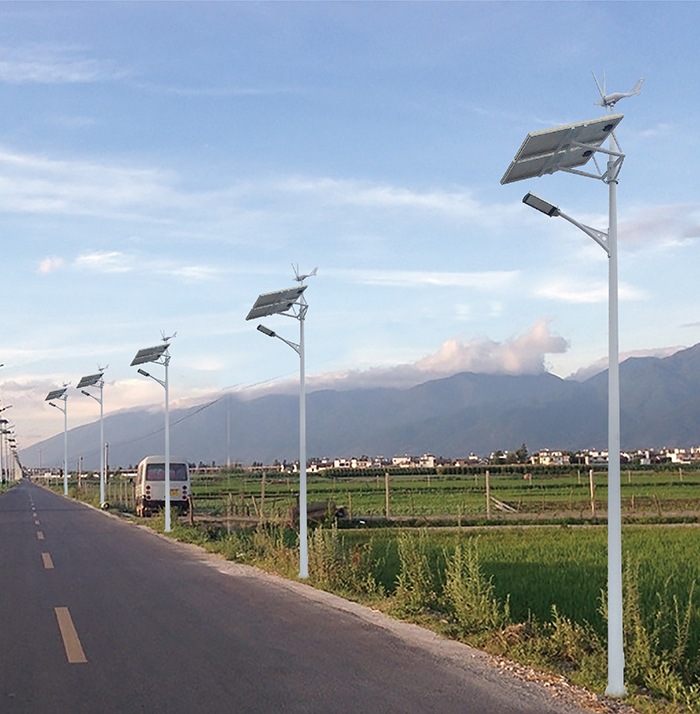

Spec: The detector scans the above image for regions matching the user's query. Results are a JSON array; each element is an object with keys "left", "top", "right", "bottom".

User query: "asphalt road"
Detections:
[{"left": 0, "top": 480, "right": 593, "bottom": 714}]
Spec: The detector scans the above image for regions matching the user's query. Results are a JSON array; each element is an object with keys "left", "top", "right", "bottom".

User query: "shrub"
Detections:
[
  {"left": 391, "top": 530, "right": 437, "bottom": 616},
  {"left": 442, "top": 538, "right": 510, "bottom": 636}
]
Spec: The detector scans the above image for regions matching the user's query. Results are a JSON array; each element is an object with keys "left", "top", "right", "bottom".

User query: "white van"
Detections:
[{"left": 135, "top": 456, "right": 191, "bottom": 517}]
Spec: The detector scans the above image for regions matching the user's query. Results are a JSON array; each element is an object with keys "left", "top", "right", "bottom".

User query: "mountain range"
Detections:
[{"left": 19, "top": 343, "right": 700, "bottom": 470}]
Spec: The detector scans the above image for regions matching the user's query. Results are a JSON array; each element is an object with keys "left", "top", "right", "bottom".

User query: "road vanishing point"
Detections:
[{"left": 1, "top": 479, "right": 597, "bottom": 714}]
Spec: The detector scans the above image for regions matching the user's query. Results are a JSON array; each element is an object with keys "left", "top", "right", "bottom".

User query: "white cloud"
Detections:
[
  {"left": 38, "top": 256, "right": 64, "bottom": 274},
  {"left": 0, "top": 46, "right": 125, "bottom": 85},
  {"left": 620, "top": 203, "right": 700, "bottom": 250},
  {"left": 568, "top": 346, "right": 686, "bottom": 382},
  {"left": 337, "top": 268, "right": 519, "bottom": 289},
  {"left": 536, "top": 279, "right": 646, "bottom": 303},
  {"left": 273, "top": 176, "right": 503, "bottom": 221},
  {"left": 75, "top": 251, "right": 134, "bottom": 273}
]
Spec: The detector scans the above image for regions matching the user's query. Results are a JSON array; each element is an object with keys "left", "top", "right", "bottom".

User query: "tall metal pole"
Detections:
[
  {"left": 298, "top": 312, "right": 308, "bottom": 578},
  {"left": 606, "top": 147, "right": 626, "bottom": 697},
  {"left": 164, "top": 353, "right": 171, "bottom": 533},
  {"left": 99, "top": 381, "right": 106, "bottom": 507},
  {"left": 63, "top": 399, "right": 68, "bottom": 495}
]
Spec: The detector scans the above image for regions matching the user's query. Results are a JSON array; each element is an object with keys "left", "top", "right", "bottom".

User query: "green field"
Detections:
[{"left": 183, "top": 465, "right": 700, "bottom": 524}]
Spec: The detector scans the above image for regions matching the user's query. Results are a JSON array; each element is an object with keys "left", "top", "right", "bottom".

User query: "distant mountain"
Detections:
[{"left": 20, "top": 343, "right": 700, "bottom": 470}]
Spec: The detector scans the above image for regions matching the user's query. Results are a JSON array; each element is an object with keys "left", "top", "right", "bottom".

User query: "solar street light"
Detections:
[
  {"left": 78, "top": 370, "right": 106, "bottom": 508},
  {"left": 0, "top": 405, "right": 10, "bottom": 483},
  {"left": 46, "top": 387, "right": 69, "bottom": 495},
  {"left": 503, "top": 81, "right": 638, "bottom": 697},
  {"left": 246, "top": 270, "right": 315, "bottom": 579},
  {"left": 131, "top": 337, "right": 174, "bottom": 532}
]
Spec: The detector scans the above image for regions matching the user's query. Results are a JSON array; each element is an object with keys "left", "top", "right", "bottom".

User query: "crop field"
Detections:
[{"left": 182, "top": 465, "right": 700, "bottom": 525}]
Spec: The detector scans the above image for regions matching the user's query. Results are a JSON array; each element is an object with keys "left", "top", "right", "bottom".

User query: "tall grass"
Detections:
[{"left": 190, "top": 523, "right": 700, "bottom": 712}]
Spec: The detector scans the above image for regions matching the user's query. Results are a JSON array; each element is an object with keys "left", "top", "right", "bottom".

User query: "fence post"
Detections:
[
  {"left": 589, "top": 469, "right": 596, "bottom": 518},
  {"left": 384, "top": 471, "right": 390, "bottom": 519},
  {"left": 260, "top": 471, "right": 266, "bottom": 522},
  {"left": 485, "top": 469, "right": 491, "bottom": 520}
]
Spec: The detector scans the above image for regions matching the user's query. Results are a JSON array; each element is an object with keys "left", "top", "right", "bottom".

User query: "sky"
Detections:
[{"left": 1, "top": 1, "right": 699, "bottom": 455}]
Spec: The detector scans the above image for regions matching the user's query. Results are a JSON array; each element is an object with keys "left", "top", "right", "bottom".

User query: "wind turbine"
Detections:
[{"left": 593, "top": 71, "right": 644, "bottom": 112}]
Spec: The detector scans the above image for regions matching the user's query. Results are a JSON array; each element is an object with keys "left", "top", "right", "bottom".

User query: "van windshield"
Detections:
[{"left": 145, "top": 463, "right": 188, "bottom": 482}]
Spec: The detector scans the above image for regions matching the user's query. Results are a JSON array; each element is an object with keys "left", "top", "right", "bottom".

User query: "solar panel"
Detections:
[
  {"left": 246, "top": 285, "right": 307, "bottom": 321},
  {"left": 501, "top": 114, "right": 624, "bottom": 185},
  {"left": 77, "top": 372, "right": 104, "bottom": 389},
  {"left": 131, "top": 343, "right": 169, "bottom": 366},
  {"left": 46, "top": 388, "right": 67, "bottom": 401}
]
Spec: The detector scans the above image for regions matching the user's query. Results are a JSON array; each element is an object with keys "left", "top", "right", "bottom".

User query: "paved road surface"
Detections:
[{"left": 0, "top": 480, "right": 593, "bottom": 713}]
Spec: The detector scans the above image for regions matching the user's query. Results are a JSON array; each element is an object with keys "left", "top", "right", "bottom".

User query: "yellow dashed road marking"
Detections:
[{"left": 54, "top": 607, "right": 88, "bottom": 664}]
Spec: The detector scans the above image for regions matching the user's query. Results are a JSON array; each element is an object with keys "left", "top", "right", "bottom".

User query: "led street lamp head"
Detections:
[
  {"left": 523, "top": 192, "right": 561, "bottom": 217},
  {"left": 257, "top": 324, "right": 276, "bottom": 338},
  {"left": 137, "top": 368, "right": 151, "bottom": 378}
]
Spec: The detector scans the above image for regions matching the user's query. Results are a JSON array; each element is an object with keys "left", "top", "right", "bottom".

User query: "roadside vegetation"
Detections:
[{"left": 49, "top": 464, "right": 700, "bottom": 714}]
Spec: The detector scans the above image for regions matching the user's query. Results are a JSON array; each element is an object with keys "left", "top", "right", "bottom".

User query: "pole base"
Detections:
[{"left": 605, "top": 684, "right": 627, "bottom": 698}]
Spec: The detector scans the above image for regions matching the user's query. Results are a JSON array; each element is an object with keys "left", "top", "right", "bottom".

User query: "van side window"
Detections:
[{"left": 145, "top": 463, "right": 188, "bottom": 481}]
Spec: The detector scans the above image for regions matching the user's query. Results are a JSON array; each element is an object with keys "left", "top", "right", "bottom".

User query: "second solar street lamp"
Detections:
[
  {"left": 246, "top": 269, "right": 315, "bottom": 579},
  {"left": 46, "top": 387, "right": 69, "bottom": 495},
  {"left": 501, "top": 77, "right": 642, "bottom": 697},
  {"left": 78, "top": 370, "right": 107, "bottom": 508},
  {"left": 131, "top": 336, "right": 174, "bottom": 532}
]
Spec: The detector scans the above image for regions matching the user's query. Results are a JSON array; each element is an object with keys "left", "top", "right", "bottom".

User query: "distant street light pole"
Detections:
[
  {"left": 131, "top": 335, "right": 175, "bottom": 532},
  {"left": 0, "top": 404, "right": 11, "bottom": 483},
  {"left": 246, "top": 267, "right": 316, "bottom": 579},
  {"left": 502, "top": 75, "right": 642, "bottom": 697},
  {"left": 46, "top": 387, "right": 69, "bottom": 495},
  {"left": 78, "top": 370, "right": 107, "bottom": 508}
]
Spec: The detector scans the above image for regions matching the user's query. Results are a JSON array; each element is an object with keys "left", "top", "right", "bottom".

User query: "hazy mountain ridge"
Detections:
[{"left": 20, "top": 344, "right": 700, "bottom": 470}]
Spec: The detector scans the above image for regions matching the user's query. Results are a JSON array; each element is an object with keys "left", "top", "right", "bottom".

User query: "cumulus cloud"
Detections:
[{"left": 240, "top": 319, "right": 568, "bottom": 397}]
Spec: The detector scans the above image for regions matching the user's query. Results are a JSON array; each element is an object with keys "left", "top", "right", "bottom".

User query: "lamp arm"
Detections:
[{"left": 558, "top": 211, "right": 610, "bottom": 255}]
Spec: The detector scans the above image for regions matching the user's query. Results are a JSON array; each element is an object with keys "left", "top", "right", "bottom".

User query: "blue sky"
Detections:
[{"left": 1, "top": 1, "right": 699, "bottom": 451}]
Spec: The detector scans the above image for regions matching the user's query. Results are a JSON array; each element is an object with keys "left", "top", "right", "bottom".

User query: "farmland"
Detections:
[{"left": 183, "top": 464, "right": 700, "bottom": 525}]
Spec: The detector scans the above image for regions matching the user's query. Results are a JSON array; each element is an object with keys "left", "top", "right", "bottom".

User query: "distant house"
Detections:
[
  {"left": 530, "top": 449, "right": 570, "bottom": 466},
  {"left": 419, "top": 454, "right": 436, "bottom": 469}
]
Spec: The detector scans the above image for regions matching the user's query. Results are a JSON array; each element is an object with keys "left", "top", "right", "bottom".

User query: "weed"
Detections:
[{"left": 441, "top": 539, "right": 510, "bottom": 636}]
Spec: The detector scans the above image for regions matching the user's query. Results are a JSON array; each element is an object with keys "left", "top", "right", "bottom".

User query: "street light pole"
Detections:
[
  {"left": 605, "top": 146, "right": 625, "bottom": 697},
  {"left": 256, "top": 307, "right": 309, "bottom": 578},
  {"left": 78, "top": 371, "right": 106, "bottom": 507},
  {"left": 49, "top": 396, "right": 69, "bottom": 495},
  {"left": 132, "top": 337, "right": 174, "bottom": 533},
  {"left": 247, "top": 268, "right": 315, "bottom": 579},
  {"left": 502, "top": 77, "right": 641, "bottom": 697}
]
